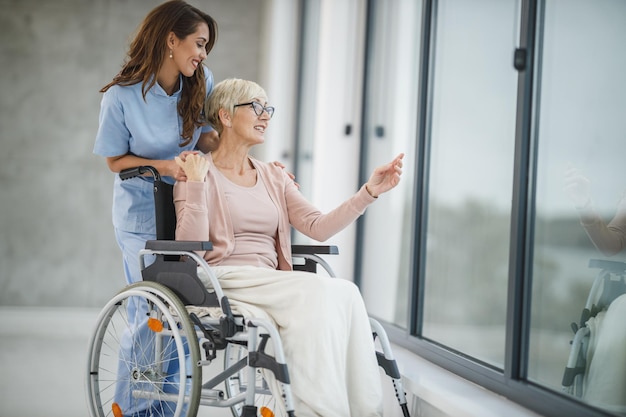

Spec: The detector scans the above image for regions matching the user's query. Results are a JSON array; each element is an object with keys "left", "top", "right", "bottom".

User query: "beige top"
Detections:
[{"left": 215, "top": 169, "right": 279, "bottom": 268}]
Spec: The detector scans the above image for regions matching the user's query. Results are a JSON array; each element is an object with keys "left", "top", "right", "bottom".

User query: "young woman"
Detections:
[{"left": 93, "top": 2, "right": 218, "bottom": 415}]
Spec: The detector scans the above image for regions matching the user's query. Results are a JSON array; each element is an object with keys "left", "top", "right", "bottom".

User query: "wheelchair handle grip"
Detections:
[{"left": 119, "top": 166, "right": 161, "bottom": 182}]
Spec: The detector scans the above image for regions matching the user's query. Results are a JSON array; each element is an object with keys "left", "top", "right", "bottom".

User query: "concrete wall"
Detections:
[{"left": 0, "top": 0, "right": 265, "bottom": 307}]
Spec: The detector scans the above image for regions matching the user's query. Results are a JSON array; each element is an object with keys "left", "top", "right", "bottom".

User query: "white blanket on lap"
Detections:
[
  {"left": 196, "top": 265, "right": 383, "bottom": 417},
  {"left": 583, "top": 294, "right": 626, "bottom": 413}
]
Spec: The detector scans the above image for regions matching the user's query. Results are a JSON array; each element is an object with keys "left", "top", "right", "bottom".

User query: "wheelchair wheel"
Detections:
[
  {"left": 87, "top": 281, "right": 201, "bottom": 417},
  {"left": 224, "top": 343, "right": 286, "bottom": 417}
]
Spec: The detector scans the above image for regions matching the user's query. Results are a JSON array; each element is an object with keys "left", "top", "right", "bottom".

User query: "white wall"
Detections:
[
  {"left": 253, "top": 0, "right": 301, "bottom": 169},
  {"left": 301, "top": 0, "right": 369, "bottom": 280},
  {"left": 0, "top": 0, "right": 264, "bottom": 308}
]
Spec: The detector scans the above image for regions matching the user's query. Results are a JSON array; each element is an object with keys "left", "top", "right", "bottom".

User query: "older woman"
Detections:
[{"left": 174, "top": 78, "right": 404, "bottom": 417}]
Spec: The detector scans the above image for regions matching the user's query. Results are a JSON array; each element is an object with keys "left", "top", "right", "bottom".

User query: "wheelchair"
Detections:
[
  {"left": 562, "top": 258, "right": 626, "bottom": 398},
  {"left": 86, "top": 166, "right": 411, "bottom": 417}
]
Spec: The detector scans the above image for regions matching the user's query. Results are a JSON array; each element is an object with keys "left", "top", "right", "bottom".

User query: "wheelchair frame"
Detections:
[{"left": 86, "top": 166, "right": 411, "bottom": 417}]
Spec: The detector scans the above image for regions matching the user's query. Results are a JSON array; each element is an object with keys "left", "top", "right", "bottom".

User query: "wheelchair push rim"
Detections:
[{"left": 86, "top": 281, "right": 201, "bottom": 417}]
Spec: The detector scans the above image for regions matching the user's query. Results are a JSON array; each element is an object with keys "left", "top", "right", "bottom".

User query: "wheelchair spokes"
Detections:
[{"left": 87, "top": 282, "right": 201, "bottom": 417}]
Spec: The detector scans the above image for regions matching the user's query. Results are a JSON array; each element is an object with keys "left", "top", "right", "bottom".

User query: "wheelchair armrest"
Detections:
[
  {"left": 291, "top": 245, "right": 338, "bottom": 275},
  {"left": 291, "top": 245, "right": 338, "bottom": 255},
  {"left": 145, "top": 240, "right": 213, "bottom": 252}
]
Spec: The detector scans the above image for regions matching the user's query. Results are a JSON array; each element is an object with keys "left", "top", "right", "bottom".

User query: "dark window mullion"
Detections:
[
  {"left": 409, "top": 0, "right": 436, "bottom": 338},
  {"left": 504, "top": 0, "right": 539, "bottom": 382},
  {"left": 353, "top": 0, "right": 375, "bottom": 289}
]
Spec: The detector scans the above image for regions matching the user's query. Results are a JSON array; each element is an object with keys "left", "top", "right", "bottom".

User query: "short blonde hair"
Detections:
[{"left": 205, "top": 78, "right": 267, "bottom": 135}]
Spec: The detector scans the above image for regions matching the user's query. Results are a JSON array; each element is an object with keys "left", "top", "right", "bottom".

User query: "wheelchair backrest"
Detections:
[
  {"left": 154, "top": 180, "right": 176, "bottom": 241},
  {"left": 138, "top": 171, "right": 219, "bottom": 308}
]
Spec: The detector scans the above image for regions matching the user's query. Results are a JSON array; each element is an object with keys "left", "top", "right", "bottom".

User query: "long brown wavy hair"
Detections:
[{"left": 100, "top": 0, "right": 218, "bottom": 146}]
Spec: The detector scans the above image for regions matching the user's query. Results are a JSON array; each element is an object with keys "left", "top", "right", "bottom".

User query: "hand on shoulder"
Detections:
[{"left": 271, "top": 160, "right": 300, "bottom": 189}]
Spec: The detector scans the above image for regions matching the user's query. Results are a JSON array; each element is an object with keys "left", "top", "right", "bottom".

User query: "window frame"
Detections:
[{"left": 358, "top": 1, "right": 621, "bottom": 416}]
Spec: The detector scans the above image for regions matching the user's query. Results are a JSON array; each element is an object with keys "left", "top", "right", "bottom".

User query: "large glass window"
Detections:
[
  {"left": 420, "top": 0, "right": 520, "bottom": 368},
  {"left": 358, "top": 0, "right": 422, "bottom": 328},
  {"left": 528, "top": 1, "right": 626, "bottom": 414}
]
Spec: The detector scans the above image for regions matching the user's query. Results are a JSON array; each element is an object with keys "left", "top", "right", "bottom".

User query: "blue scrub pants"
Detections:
[{"left": 114, "top": 229, "right": 190, "bottom": 417}]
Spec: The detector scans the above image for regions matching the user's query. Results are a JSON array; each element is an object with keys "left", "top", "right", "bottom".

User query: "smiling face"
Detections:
[
  {"left": 206, "top": 79, "right": 272, "bottom": 137},
  {"left": 231, "top": 98, "right": 271, "bottom": 145},
  {"left": 170, "top": 23, "right": 209, "bottom": 77}
]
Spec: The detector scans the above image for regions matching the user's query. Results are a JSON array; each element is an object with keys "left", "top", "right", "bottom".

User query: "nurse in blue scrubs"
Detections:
[{"left": 93, "top": 2, "right": 218, "bottom": 415}]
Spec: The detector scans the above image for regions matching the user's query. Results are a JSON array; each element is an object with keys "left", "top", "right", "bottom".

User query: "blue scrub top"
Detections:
[{"left": 94, "top": 65, "right": 214, "bottom": 234}]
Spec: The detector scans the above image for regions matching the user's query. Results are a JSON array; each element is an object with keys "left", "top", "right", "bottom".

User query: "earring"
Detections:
[{"left": 169, "top": 49, "right": 173, "bottom": 59}]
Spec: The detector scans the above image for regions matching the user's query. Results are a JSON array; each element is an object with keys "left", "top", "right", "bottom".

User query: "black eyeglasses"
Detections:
[{"left": 233, "top": 101, "right": 275, "bottom": 119}]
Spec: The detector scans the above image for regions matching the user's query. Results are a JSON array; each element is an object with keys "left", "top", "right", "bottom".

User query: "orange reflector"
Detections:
[
  {"left": 260, "top": 406, "right": 275, "bottom": 417},
  {"left": 147, "top": 317, "right": 164, "bottom": 332},
  {"left": 112, "top": 402, "right": 123, "bottom": 417}
]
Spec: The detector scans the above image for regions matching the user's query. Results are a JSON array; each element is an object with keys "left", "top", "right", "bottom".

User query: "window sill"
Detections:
[{"left": 385, "top": 344, "right": 543, "bottom": 417}]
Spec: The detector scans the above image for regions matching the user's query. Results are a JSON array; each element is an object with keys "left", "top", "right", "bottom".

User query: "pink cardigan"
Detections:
[{"left": 173, "top": 153, "right": 377, "bottom": 270}]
